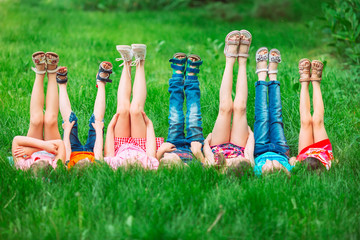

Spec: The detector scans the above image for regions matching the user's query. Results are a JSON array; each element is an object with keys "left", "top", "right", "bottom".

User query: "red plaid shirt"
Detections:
[{"left": 114, "top": 137, "right": 164, "bottom": 153}]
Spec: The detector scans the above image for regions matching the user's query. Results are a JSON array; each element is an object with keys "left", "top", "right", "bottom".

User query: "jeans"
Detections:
[
  {"left": 254, "top": 81, "right": 289, "bottom": 158},
  {"left": 166, "top": 76, "right": 204, "bottom": 151},
  {"left": 66, "top": 112, "right": 102, "bottom": 152}
]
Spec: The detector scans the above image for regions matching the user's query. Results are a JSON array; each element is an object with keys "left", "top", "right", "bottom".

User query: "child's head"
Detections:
[
  {"left": 73, "top": 158, "right": 91, "bottom": 169},
  {"left": 160, "top": 153, "right": 182, "bottom": 167},
  {"left": 302, "top": 157, "right": 325, "bottom": 170},
  {"left": 227, "top": 161, "right": 253, "bottom": 178},
  {"left": 30, "top": 159, "right": 52, "bottom": 175}
]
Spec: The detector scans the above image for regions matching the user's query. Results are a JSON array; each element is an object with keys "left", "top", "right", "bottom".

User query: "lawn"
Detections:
[{"left": 0, "top": 1, "right": 360, "bottom": 239}]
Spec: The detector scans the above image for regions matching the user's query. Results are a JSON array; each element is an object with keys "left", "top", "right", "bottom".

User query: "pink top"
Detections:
[
  {"left": 104, "top": 143, "right": 159, "bottom": 170},
  {"left": 15, "top": 151, "right": 57, "bottom": 170}
]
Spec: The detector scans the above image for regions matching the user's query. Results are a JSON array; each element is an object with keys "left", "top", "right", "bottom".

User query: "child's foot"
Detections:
[
  {"left": 56, "top": 67, "right": 68, "bottom": 84},
  {"left": 45, "top": 52, "right": 59, "bottom": 74},
  {"left": 31, "top": 51, "right": 46, "bottom": 75},
  {"left": 298, "top": 58, "right": 311, "bottom": 82},
  {"left": 268, "top": 49, "right": 281, "bottom": 81},
  {"left": 170, "top": 52, "right": 187, "bottom": 76},
  {"left": 96, "top": 61, "right": 113, "bottom": 84},
  {"left": 238, "top": 30, "right": 252, "bottom": 61},
  {"left": 116, "top": 45, "right": 133, "bottom": 66},
  {"left": 310, "top": 60, "right": 324, "bottom": 82},
  {"left": 131, "top": 44, "right": 146, "bottom": 66},
  {"left": 186, "top": 54, "right": 202, "bottom": 79},
  {"left": 255, "top": 47, "right": 268, "bottom": 81},
  {"left": 224, "top": 31, "right": 241, "bottom": 60}
]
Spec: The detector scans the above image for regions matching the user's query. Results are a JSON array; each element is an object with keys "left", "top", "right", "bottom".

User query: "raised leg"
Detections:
[
  {"left": 130, "top": 60, "right": 147, "bottom": 138},
  {"left": 44, "top": 69, "right": 61, "bottom": 140},
  {"left": 298, "top": 82, "right": 314, "bottom": 152},
  {"left": 268, "top": 81, "right": 289, "bottom": 155},
  {"left": 184, "top": 59, "right": 203, "bottom": 144},
  {"left": 254, "top": 81, "right": 270, "bottom": 156},
  {"left": 114, "top": 62, "right": 132, "bottom": 138},
  {"left": 230, "top": 57, "right": 249, "bottom": 147},
  {"left": 210, "top": 57, "right": 235, "bottom": 146},
  {"left": 312, "top": 81, "right": 328, "bottom": 142},
  {"left": 27, "top": 72, "right": 45, "bottom": 140}
]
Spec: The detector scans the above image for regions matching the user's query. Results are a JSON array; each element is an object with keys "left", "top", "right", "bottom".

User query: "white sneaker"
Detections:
[
  {"left": 131, "top": 44, "right": 146, "bottom": 65},
  {"left": 116, "top": 45, "right": 133, "bottom": 66}
]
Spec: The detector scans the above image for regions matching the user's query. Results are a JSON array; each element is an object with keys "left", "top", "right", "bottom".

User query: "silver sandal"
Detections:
[
  {"left": 255, "top": 47, "right": 269, "bottom": 74},
  {"left": 268, "top": 49, "right": 281, "bottom": 74}
]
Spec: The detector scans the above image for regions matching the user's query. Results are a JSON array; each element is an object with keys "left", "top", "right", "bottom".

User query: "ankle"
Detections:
[
  {"left": 238, "top": 57, "right": 247, "bottom": 65},
  {"left": 269, "top": 74, "right": 277, "bottom": 81}
]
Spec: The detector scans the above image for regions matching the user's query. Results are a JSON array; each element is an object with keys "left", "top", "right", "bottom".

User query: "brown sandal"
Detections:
[
  {"left": 31, "top": 51, "right": 46, "bottom": 75},
  {"left": 310, "top": 60, "right": 324, "bottom": 82},
  {"left": 45, "top": 52, "right": 60, "bottom": 74},
  {"left": 224, "top": 30, "right": 240, "bottom": 58},
  {"left": 298, "top": 58, "right": 311, "bottom": 82}
]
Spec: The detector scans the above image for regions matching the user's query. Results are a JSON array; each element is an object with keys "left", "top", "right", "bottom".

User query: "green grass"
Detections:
[{"left": 1, "top": 2, "right": 360, "bottom": 239}]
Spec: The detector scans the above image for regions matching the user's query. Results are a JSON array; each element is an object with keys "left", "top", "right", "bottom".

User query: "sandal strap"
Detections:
[
  {"left": 170, "top": 64, "right": 185, "bottom": 71},
  {"left": 240, "top": 39, "right": 250, "bottom": 45},
  {"left": 238, "top": 53, "right": 249, "bottom": 58},
  {"left": 97, "top": 62, "right": 113, "bottom": 83},
  {"left": 256, "top": 54, "right": 268, "bottom": 62},
  {"left": 31, "top": 67, "right": 46, "bottom": 75},
  {"left": 56, "top": 71, "right": 68, "bottom": 84},
  {"left": 255, "top": 68, "right": 268, "bottom": 74},
  {"left": 169, "top": 58, "right": 187, "bottom": 64},
  {"left": 186, "top": 67, "right": 200, "bottom": 74},
  {"left": 187, "top": 59, "right": 203, "bottom": 66},
  {"left": 224, "top": 52, "right": 238, "bottom": 58},
  {"left": 269, "top": 55, "right": 281, "bottom": 63},
  {"left": 268, "top": 70, "right": 278, "bottom": 74},
  {"left": 47, "top": 66, "right": 60, "bottom": 74},
  {"left": 116, "top": 57, "right": 132, "bottom": 67},
  {"left": 226, "top": 40, "right": 239, "bottom": 45}
]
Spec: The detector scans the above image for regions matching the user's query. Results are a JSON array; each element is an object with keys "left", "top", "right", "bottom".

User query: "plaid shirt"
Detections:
[{"left": 114, "top": 137, "right": 164, "bottom": 153}]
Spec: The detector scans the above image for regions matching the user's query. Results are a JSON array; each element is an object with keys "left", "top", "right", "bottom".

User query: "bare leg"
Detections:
[
  {"left": 210, "top": 57, "right": 235, "bottom": 145},
  {"left": 298, "top": 82, "right": 314, "bottom": 152},
  {"left": 58, "top": 80, "right": 72, "bottom": 122},
  {"left": 27, "top": 58, "right": 45, "bottom": 139},
  {"left": 114, "top": 62, "right": 132, "bottom": 137},
  {"left": 130, "top": 60, "right": 147, "bottom": 138},
  {"left": 44, "top": 56, "right": 61, "bottom": 140},
  {"left": 312, "top": 81, "right": 328, "bottom": 142},
  {"left": 93, "top": 82, "right": 106, "bottom": 121},
  {"left": 230, "top": 55, "right": 249, "bottom": 147}
]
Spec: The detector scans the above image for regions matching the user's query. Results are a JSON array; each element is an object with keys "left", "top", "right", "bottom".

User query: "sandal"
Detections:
[
  {"left": 31, "top": 51, "right": 47, "bottom": 75},
  {"left": 56, "top": 67, "right": 68, "bottom": 84},
  {"left": 45, "top": 52, "right": 60, "bottom": 74},
  {"left": 238, "top": 29, "right": 252, "bottom": 58},
  {"left": 310, "top": 60, "right": 324, "bottom": 82},
  {"left": 96, "top": 61, "right": 113, "bottom": 83},
  {"left": 255, "top": 47, "right": 269, "bottom": 74},
  {"left": 224, "top": 30, "right": 241, "bottom": 58},
  {"left": 116, "top": 45, "right": 133, "bottom": 67},
  {"left": 268, "top": 49, "right": 281, "bottom": 74},
  {"left": 131, "top": 44, "right": 146, "bottom": 66},
  {"left": 298, "top": 58, "right": 311, "bottom": 82},
  {"left": 186, "top": 54, "right": 203, "bottom": 80},
  {"left": 169, "top": 52, "right": 187, "bottom": 78}
]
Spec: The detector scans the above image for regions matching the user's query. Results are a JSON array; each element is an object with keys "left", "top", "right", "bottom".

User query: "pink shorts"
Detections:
[{"left": 114, "top": 137, "right": 164, "bottom": 153}]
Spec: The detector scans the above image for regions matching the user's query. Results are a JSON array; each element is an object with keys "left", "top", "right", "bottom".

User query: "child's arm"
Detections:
[
  {"left": 92, "top": 120, "right": 104, "bottom": 160},
  {"left": 62, "top": 121, "right": 75, "bottom": 162},
  {"left": 104, "top": 113, "right": 119, "bottom": 158},
  {"left": 190, "top": 141, "right": 205, "bottom": 163},
  {"left": 203, "top": 133, "right": 215, "bottom": 165},
  {"left": 244, "top": 126, "right": 255, "bottom": 167},
  {"left": 142, "top": 111, "right": 156, "bottom": 158},
  {"left": 156, "top": 142, "right": 176, "bottom": 160},
  {"left": 51, "top": 139, "right": 66, "bottom": 164}
]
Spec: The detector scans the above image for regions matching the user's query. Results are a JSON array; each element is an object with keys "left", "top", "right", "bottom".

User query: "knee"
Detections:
[
  {"left": 301, "top": 116, "right": 312, "bottom": 128},
  {"left": 130, "top": 103, "right": 143, "bottom": 117},
  {"left": 219, "top": 102, "right": 233, "bottom": 115},
  {"left": 117, "top": 104, "right": 130, "bottom": 117},
  {"left": 233, "top": 101, "right": 247, "bottom": 116},
  {"left": 312, "top": 115, "right": 324, "bottom": 128},
  {"left": 30, "top": 113, "right": 43, "bottom": 129},
  {"left": 44, "top": 113, "right": 58, "bottom": 128}
]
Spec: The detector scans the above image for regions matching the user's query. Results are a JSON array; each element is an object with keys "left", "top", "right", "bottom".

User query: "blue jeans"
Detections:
[
  {"left": 254, "top": 81, "right": 289, "bottom": 157},
  {"left": 66, "top": 112, "right": 101, "bottom": 152},
  {"left": 166, "top": 76, "right": 204, "bottom": 151}
]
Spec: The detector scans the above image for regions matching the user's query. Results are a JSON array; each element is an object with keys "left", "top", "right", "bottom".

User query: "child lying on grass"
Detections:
[
  {"left": 12, "top": 51, "right": 65, "bottom": 171},
  {"left": 103, "top": 44, "right": 163, "bottom": 170},
  {"left": 203, "top": 30, "right": 255, "bottom": 174},
  {"left": 156, "top": 53, "right": 205, "bottom": 166},
  {"left": 292, "top": 59, "right": 333, "bottom": 170},
  {"left": 57, "top": 61, "right": 113, "bottom": 168},
  {"left": 252, "top": 47, "right": 294, "bottom": 176}
]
